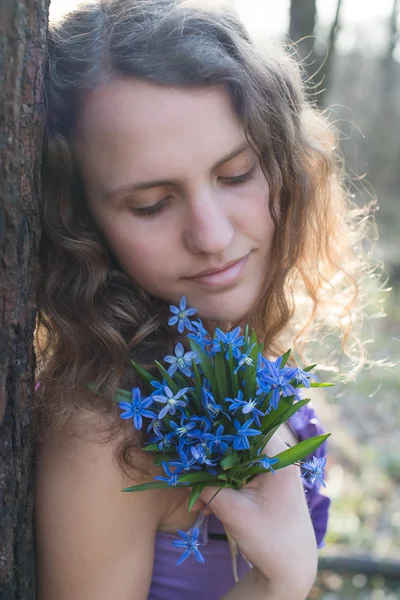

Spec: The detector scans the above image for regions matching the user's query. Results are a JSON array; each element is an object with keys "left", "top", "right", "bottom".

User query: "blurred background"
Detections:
[{"left": 50, "top": 1, "right": 400, "bottom": 597}]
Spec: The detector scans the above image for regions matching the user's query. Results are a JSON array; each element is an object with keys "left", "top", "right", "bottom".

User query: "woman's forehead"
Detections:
[{"left": 73, "top": 78, "right": 251, "bottom": 195}]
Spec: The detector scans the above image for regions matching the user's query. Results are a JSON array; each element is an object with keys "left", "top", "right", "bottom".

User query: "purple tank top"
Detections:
[{"left": 148, "top": 402, "right": 330, "bottom": 600}]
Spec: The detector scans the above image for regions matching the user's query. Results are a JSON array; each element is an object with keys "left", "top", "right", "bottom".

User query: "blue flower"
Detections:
[
  {"left": 168, "top": 296, "right": 197, "bottom": 333},
  {"left": 214, "top": 327, "right": 245, "bottom": 359},
  {"left": 225, "top": 389, "right": 245, "bottom": 413},
  {"left": 254, "top": 456, "right": 280, "bottom": 474},
  {"left": 301, "top": 456, "right": 327, "bottom": 487},
  {"left": 201, "top": 385, "right": 226, "bottom": 419},
  {"left": 233, "top": 418, "right": 262, "bottom": 451},
  {"left": 155, "top": 431, "right": 175, "bottom": 451},
  {"left": 203, "top": 424, "right": 234, "bottom": 454},
  {"left": 292, "top": 367, "right": 320, "bottom": 388},
  {"left": 169, "top": 448, "right": 202, "bottom": 472},
  {"left": 190, "top": 444, "right": 217, "bottom": 466},
  {"left": 234, "top": 344, "right": 256, "bottom": 374},
  {"left": 226, "top": 391, "right": 264, "bottom": 426},
  {"left": 241, "top": 398, "right": 265, "bottom": 426},
  {"left": 155, "top": 461, "right": 189, "bottom": 487},
  {"left": 256, "top": 360, "right": 302, "bottom": 410},
  {"left": 147, "top": 418, "right": 165, "bottom": 438},
  {"left": 150, "top": 379, "right": 166, "bottom": 392},
  {"left": 187, "top": 319, "right": 213, "bottom": 352},
  {"left": 153, "top": 385, "right": 189, "bottom": 419},
  {"left": 164, "top": 342, "right": 199, "bottom": 377},
  {"left": 118, "top": 387, "right": 157, "bottom": 430},
  {"left": 169, "top": 414, "right": 197, "bottom": 438},
  {"left": 186, "top": 415, "right": 213, "bottom": 439},
  {"left": 172, "top": 528, "right": 205, "bottom": 565}
]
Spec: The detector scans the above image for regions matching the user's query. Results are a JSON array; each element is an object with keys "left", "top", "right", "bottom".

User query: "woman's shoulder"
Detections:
[
  {"left": 34, "top": 409, "right": 169, "bottom": 600},
  {"left": 34, "top": 407, "right": 167, "bottom": 512}
]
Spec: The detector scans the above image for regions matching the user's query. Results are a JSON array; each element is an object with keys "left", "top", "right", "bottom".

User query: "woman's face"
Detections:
[{"left": 74, "top": 78, "right": 275, "bottom": 327}]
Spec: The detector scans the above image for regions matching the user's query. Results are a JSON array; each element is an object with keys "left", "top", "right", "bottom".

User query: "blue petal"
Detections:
[
  {"left": 158, "top": 405, "right": 170, "bottom": 419},
  {"left": 175, "top": 342, "right": 184, "bottom": 357},
  {"left": 131, "top": 387, "right": 141, "bottom": 403},
  {"left": 183, "top": 317, "right": 193, "bottom": 331},
  {"left": 176, "top": 529, "right": 190, "bottom": 541},
  {"left": 133, "top": 412, "right": 143, "bottom": 430},
  {"left": 168, "top": 315, "right": 179, "bottom": 325},
  {"left": 141, "top": 409, "right": 157, "bottom": 420},
  {"left": 176, "top": 549, "right": 191, "bottom": 565},
  {"left": 180, "top": 365, "right": 192, "bottom": 377},
  {"left": 164, "top": 355, "right": 176, "bottom": 364},
  {"left": 193, "top": 547, "right": 205, "bottom": 563},
  {"left": 178, "top": 320, "right": 185, "bottom": 333},
  {"left": 167, "top": 363, "right": 179, "bottom": 377},
  {"left": 172, "top": 540, "right": 188, "bottom": 549},
  {"left": 118, "top": 401, "right": 134, "bottom": 411},
  {"left": 119, "top": 410, "right": 134, "bottom": 419},
  {"left": 179, "top": 296, "right": 187, "bottom": 310}
]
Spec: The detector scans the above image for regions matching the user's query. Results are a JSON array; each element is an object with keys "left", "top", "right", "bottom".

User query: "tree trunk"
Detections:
[
  {"left": 316, "top": 0, "right": 343, "bottom": 107},
  {"left": 289, "top": 0, "right": 317, "bottom": 62},
  {"left": 0, "top": 1, "right": 49, "bottom": 598}
]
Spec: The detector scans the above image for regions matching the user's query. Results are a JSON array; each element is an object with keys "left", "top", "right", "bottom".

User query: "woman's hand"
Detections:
[{"left": 200, "top": 434, "right": 318, "bottom": 599}]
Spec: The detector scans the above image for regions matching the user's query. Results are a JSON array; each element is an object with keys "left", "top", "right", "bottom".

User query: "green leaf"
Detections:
[
  {"left": 310, "top": 382, "right": 334, "bottom": 388},
  {"left": 116, "top": 387, "right": 132, "bottom": 399},
  {"left": 178, "top": 471, "right": 219, "bottom": 484},
  {"left": 215, "top": 351, "right": 228, "bottom": 402},
  {"left": 86, "top": 383, "right": 101, "bottom": 395},
  {"left": 113, "top": 392, "right": 130, "bottom": 404},
  {"left": 188, "top": 483, "right": 206, "bottom": 512},
  {"left": 302, "top": 364, "right": 317, "bottom": 372},
  {"left": 191, "top": 359, "right": 202, "bottom": 410},
  {"left": 220, "top": 451, "right": 240, "bottom": 470},
  {"left": 142, "top": 443, "right": 159, "bottom": 452},
  {"left": 272, "top": 433, "right": 330, "bottom": 470},
  {"left": 130, "top": 360, "right": 156, "bottom": 386},
  {"left": 228, "top": 346, "right": 239, "bottom": 397},
  {"left": 251, "top": 424, "right": 282, "bottom": 456},
  {"left": 154, "top": 361, "right": 179, "bottom": 393},
  {"left": 280, "top": 348, "right": 292, "bottom": 368},
  {"left": 174, "top": 371, "right": 192, "bottom": 390},
  {"left": 188, "top": 339, "right": 215, "bottom": 388},
  {"left": 245, "top": 330, "right": 260, "bottom": 397},
  {"left": 256, "top": 399, "right": 311, "bottom": 453},
  {"left": 121, "top": 481, "right": 172, "bottom": 492}
]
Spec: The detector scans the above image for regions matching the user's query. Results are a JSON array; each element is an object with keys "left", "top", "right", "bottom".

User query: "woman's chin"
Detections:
[{"left": 195, "top": 307, "right": 250, "bottom": 332}]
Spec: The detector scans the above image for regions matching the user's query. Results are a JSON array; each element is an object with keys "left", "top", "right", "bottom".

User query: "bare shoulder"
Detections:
[{"left": 34, "top": 411, "right": 167, "bottom": 600}]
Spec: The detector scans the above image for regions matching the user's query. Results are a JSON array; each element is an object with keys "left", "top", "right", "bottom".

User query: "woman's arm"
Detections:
[
  {"left": 34, "top": 415, "right": 165, "bottom": 600},
  {"left": 201, "top": 434, "right": 319, "bottom": 600},
  {"left": 219, "top": 567, "right": 307, "bottom": 600}
]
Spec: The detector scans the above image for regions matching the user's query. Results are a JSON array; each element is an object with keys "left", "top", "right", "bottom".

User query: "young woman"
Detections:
[{"left": 33, "top": 1, "right": 374, "bottom": 598}]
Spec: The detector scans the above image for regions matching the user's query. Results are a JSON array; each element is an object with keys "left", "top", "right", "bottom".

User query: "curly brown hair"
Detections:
[{"left": 34, "top": 0, "right": 381, "bottom": 472}]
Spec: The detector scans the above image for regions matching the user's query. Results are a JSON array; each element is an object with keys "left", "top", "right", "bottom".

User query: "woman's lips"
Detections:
[{"left": 187, "top": 255, "right": 249, "bottom": 287}]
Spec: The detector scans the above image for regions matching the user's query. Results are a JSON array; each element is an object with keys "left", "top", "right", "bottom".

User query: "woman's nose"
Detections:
[{"left": 182, "top": 193, "right": 234, "bottom": 255}]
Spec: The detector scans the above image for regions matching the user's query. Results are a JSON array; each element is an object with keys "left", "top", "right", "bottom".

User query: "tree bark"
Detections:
[
  {"left": 289, "top": 0, "right": 317, "bottom": 62},
  {"left": 316, "top": 0, "right": 343, "bottom": 107},
  {"left": 0, "top": 1, "right": 49, "bottom": 598}
]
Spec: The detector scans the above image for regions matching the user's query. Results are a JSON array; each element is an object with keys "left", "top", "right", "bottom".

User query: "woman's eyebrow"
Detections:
[{"left": 102, "top": 142, "right": 250, "bottom": 200}]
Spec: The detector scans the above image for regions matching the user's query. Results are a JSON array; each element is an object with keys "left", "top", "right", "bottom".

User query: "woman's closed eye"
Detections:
[
  {"left": 219, "top": 163, "right": 257, "bottom": 186},
  {"left": 129, "top": 164, "right": 258, "bottom": 218}
]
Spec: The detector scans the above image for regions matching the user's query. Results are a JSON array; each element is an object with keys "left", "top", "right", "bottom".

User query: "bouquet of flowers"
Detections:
[{"left": 88, "top": 296, "right": 330, "bottom": 567}]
